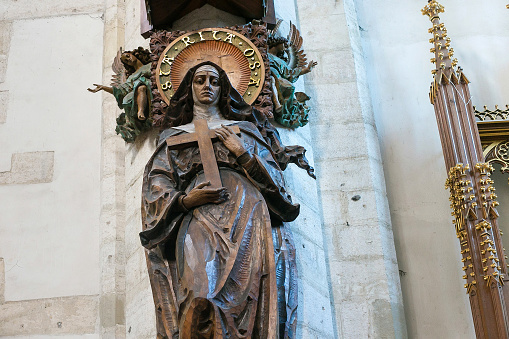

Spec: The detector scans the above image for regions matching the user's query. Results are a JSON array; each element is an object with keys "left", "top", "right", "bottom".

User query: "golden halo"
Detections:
[
  {"left": 171, "top": 40, "right": 251, "bottom": 95},
  {"left": 155, "top": 28, "right": 265, "bottom": 105}
]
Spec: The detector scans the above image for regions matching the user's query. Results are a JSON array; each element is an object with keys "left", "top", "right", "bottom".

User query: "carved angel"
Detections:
[
  {"left": 88, "top": 47, "right": 152, "bottom": 143},
  {"left": 268, "top": 21, "right": 317, "bottom": 128}
]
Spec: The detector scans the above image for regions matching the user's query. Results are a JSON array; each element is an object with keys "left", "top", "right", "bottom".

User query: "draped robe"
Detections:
[{"left": 140, "top": 121, "right": 299, "bottom": 338}]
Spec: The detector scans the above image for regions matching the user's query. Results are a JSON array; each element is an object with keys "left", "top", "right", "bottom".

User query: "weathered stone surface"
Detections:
[
  {"left": 125, "top": 275, "right": 156, "bottom": 339},
  {"left": 0, "top": 152, "right": 54, "bottom": 185},
  {"left": 0, "top": 258, "right": 4, "bottom": 305},
  {"left": 0, "top": 90, "right": 7, "bottom": 124},
  {"left": 0, "top": 21, "right": 13, "bottom": 55},
  {"left": 1, "top": 1, "right": 103, "bottom": 21},
  {"left": 295, "top": 0, "right": 407, "bottom": 336},
  {"left": 99, "top": 2, "right": 128, "bottom": 338},
  {"left": 273, "top": 4, "right": 337, "bottom": 338},
  {"left": 0, "top": 55, "right": 7, "bottom": 84},
  {"left": 0, "top": 295, "right": 99, "bottom": 336}
]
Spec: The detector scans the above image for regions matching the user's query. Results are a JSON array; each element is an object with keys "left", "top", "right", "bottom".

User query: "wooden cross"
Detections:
[{"left": 166, "top": 118, "right": 241, "bottom": 189}]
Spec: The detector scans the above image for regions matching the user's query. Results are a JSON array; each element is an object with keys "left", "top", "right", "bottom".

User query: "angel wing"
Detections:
[
  {"left": 111, "top": 47, "right": 127, "bottom": 87},
  {"left": 268, "top": 18, "right": 283, "bottom": 38},
  {"left": 286, "top": 22, "right": 307, "bottom": 71}
]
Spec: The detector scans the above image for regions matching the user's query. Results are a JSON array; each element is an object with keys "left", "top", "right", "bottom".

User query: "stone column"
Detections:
[
  {"left": 294, "top": 0, "right": 408, "bottom": 337},
  {"left": 100, "top": 0, "right": 127, "bottom": 337}
]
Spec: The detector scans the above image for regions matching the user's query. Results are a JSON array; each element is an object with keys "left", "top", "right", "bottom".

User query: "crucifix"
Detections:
[{"left": 165, "top": 118, "right": 241, "bottom": 189}]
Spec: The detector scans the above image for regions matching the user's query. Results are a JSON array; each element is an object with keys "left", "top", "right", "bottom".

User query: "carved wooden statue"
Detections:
[
  {"left": 140, "top": 62, "right": 313, "bottom": 338},
  {"left": 88, "top": 47, "right": 153, "bottom": 142},
  {"left": 268, "top": 21, "right": 317, "bottom": 129}
]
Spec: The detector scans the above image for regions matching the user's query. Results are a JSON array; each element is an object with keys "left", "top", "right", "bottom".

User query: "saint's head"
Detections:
[
  {"left": 161, "top": 61, "right": 253, "bottom": 128},
  {"left": 192, "top": 64, "right": 221, "bottom": 106}
]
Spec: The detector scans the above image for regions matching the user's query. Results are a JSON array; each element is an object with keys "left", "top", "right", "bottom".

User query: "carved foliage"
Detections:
[{"left": 149, "top": 30, "right": 187, "bottom": 127}]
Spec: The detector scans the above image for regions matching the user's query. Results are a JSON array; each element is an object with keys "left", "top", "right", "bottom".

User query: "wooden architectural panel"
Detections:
[{"left": 141, "top": 0, "right": 275, "bottom": 38}]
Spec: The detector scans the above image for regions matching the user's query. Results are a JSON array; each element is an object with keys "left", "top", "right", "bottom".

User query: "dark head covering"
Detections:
[
  {"left": 159, "top": 61, "right": 316, "bottom": 179},
  {"left": 161, "top": 61, "right": 257, "bottom": 128}
]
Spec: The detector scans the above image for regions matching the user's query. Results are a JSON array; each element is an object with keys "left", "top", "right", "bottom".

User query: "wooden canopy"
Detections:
[{"left": 141, "top": 0, "right": 275, "bottom": 37}]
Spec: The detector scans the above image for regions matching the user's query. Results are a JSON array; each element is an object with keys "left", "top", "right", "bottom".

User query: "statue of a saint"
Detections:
[
  {"left": 88, "top": 47, "right": 152, "bottom": 142},
  {"left": 140, "top": 62, "right": 313, "bottom": 338}
]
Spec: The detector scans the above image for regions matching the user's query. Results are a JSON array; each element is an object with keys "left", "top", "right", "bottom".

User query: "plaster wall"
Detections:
[
  {"left": 0, "top": 13, "right": 103, "bottom": 302},
  {"left": 0, "top": 1, "right": 104, "bottom": 337},
  {"left": 354, "top": 0, "right": 509, "bottom": 338}
]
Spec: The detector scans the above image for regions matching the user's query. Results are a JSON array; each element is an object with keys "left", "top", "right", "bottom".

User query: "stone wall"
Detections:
[
  {"left": 293, "top": 0, "right": 408, "bottom": 337},
  {"left": 0, "top": 1, "right": 105, "bottom": 337},
  {"left": 273, "top": 1, "right": 338, "bottom": 337}
]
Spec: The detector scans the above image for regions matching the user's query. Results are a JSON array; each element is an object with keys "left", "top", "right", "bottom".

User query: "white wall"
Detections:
[{"left": 0, "top": 2, "right": 105, "bottom": 337}]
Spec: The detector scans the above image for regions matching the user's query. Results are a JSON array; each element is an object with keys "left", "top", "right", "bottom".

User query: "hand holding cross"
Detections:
[{"left": 166, "top": 119, "right": 244, "bottom": 209}]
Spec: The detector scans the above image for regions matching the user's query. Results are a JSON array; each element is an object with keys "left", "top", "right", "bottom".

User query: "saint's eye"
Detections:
[
  {"left": 194, "top": 76, "right": 205, "bottom": 84},
  {"left": 211, "top": 77, "right": 219, "bottom": 86}
]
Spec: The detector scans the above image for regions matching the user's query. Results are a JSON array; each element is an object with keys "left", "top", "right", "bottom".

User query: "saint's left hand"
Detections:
[{"left": 215, "top": 125, "right": 246, "bottom": 157}]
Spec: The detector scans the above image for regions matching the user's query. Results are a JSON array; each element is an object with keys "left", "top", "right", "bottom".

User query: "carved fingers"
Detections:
[
  {"left": 215, "top": 125, "right": 246, "bottom": 157},
  {"left": 301, "top": 61, "right": 317, "bottom": 75},
  {"left": 87, "top": 84, "right": 104, "bottom": 93},
  {"left": 183, "top": 181, "right": 229, "bottom": 208}
]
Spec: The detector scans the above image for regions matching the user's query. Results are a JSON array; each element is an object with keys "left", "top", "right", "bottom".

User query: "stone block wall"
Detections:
[
  {"left": 295, "top": 0, "right": 408, "bottom": 337},
  {"left": 0, "top": 1, "right": 105, "bottom": 338}
]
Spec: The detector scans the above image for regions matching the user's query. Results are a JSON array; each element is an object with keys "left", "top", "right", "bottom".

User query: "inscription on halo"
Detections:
[{"left": 155, "top": 28, "right": 265, "bottom": 105}]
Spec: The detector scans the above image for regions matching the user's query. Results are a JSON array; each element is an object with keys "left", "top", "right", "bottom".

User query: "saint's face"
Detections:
[{"left": 192, "top": 68, "right": 221, "bottom": 105}]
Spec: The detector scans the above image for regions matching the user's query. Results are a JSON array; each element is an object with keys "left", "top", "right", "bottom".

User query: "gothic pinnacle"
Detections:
[{"left": 422, "top": 0, "right": 459, "bottom": 76}]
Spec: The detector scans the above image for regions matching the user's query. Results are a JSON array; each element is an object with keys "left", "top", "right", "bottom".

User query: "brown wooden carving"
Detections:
[
  {"left": 141, "top": 0, "right": 276, "bottom": 37},
  {"left": 140, "top": 62, "right": 313, "bottom": 338},
  {"left": 149, "top": 22, "right": 273, "bottom": 128},
  {"left": 423, "top": 1, "right": 509, "bottom": 338}
]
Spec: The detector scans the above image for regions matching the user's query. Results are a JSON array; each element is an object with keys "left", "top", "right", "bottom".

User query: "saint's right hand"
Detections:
[{"left": 182, "top": 181, "right": 228, "bottom": 209}]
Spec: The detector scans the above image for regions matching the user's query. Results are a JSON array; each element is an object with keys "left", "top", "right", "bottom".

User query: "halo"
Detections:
[
  {"left": 155, "top": 28, "right": 265, "bottom": 105},
  {"left": 171, "top": 40, "right": 251, "bottom": 95}
]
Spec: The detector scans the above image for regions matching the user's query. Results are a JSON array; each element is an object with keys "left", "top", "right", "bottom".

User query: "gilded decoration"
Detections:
[
  {"left": 475, "top": 106, "right": 509, "bottom": 175},
  {"left": 154, "top": 28, "right": 265, "bottom": 105},
  {"left": 474, "top": 163, "right": 505, "bottom": 286},
  {"left": 445, "top": 163, "right": 506, "bottom": 290},
  {"left": 445, "top": 164, "right": 477, "bottom": 292}
]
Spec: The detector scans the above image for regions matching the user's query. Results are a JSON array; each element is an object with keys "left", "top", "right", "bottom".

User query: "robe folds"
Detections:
[{"left": 140, "top": 121, "right": 299, "bottom": 339}]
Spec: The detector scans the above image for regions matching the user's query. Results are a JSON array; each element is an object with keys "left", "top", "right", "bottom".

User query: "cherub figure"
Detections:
[
  {"left": 88, "top": 47, "right": 152, "bottom": 143},
  {"left": 268, "top": 21, "right": 317, "bottom": 128}
]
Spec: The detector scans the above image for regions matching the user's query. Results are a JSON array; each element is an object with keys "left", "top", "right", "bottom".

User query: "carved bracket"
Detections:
[{"left": 483, "top": 141, "right": 509, "bottom": 175}]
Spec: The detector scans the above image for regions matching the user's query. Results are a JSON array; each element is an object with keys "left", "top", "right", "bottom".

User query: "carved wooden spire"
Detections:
[{"left": 423, "top": 1, "right": 509, "bottom": 338}]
